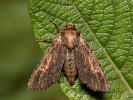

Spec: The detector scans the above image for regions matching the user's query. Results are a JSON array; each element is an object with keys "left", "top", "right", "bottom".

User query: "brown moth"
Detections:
[{"left": 28, "top": 8, "right": 110, "bottom": 91}]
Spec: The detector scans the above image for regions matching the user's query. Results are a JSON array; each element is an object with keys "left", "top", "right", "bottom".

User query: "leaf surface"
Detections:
[{"left": 28, "top": 0, "right": 133, "bottom": 99}]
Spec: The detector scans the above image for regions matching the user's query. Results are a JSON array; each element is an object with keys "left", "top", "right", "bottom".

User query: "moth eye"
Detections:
[
  {"left": 66, "top": 25, "right": 67, "bottom": 27},
  {"left": 74, "top": 25, "right": 75, "bottom": 27}
]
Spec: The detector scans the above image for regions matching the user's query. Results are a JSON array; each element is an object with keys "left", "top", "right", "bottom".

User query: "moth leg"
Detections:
[
  {"left": 36, "top": 34, "right": 59, "bottom": 42},
  {"left": 50, "top": 19, "right": 63, "bottom": 30}
]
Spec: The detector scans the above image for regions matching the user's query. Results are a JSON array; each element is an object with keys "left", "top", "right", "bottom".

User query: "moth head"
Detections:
[{"left": 66, "top": 22, "right": 75, "bottom": 29}]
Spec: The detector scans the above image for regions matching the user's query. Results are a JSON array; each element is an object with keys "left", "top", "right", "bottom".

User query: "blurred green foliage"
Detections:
[{"left": 0, "top": 0, "right": 68, "bottom": 100}]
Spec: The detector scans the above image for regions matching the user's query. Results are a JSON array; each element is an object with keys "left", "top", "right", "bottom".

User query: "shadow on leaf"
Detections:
[{"left": 81, "top": 84, "right": 106, "bottom": 100}]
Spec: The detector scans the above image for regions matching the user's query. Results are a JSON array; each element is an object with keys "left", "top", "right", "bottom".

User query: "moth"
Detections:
[{"left": 28, "top": 8, "right": 110, "bottom": 91}]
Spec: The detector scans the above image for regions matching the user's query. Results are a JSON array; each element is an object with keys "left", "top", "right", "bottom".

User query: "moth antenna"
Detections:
[
  {"left": 73, "top": 8, "right": 99, "bottom": 23},
  {"left": 42, "top": 8, "right": 67, "bottom": 23}
]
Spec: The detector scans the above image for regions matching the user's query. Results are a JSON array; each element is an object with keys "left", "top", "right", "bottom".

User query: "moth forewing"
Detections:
[
  {"left": 28, "top": 36, "right": 67, "bottom": 90},
  {"left": 74, "top": 34, "right": 110, "bottom": 91}
]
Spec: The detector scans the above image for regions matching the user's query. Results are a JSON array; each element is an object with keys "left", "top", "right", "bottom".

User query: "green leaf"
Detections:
[{"left": 28, "top": 0, "right": 133, "bottom": 100}]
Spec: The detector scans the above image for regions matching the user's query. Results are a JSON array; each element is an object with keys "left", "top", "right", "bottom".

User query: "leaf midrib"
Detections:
[{"left": 71, "top": 0, "right": 133, "bottom": 94}]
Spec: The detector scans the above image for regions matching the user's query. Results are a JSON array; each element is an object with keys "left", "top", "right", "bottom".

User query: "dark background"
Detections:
[{"left": 0, "top": 0, "right": 68, "bottom": 100}]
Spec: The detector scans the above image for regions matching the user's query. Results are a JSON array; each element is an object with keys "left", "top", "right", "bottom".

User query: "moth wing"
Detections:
[
  {"left": 74, "top": 34, "right": 110, "bottom": 91},
  {"left": 28, "top": 36, "right": 67, "bottom": 90}
]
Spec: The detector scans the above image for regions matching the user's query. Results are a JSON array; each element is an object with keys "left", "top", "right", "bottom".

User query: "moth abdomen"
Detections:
[{"left": 63, "top": 49, "right": 77, "bottom": 85}]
